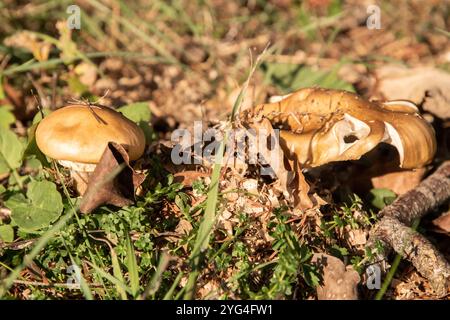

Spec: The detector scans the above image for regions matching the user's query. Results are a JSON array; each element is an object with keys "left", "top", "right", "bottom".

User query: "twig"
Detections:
[
  {"left": 13, "top": 279, "right": 103, "bottom": 289},
  {"left": 367, "top": 161, "right": 450, "bottom": 296}
]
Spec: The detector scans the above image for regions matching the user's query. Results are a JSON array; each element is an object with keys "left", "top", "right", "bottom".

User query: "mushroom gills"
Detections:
[{"left": 57, "top": 160, "right": 97, "bottom": 172}]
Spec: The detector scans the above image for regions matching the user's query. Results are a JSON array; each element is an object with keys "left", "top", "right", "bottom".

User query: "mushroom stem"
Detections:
[{"left": 71, "top": 170, "right": 90, "bottom": 195}]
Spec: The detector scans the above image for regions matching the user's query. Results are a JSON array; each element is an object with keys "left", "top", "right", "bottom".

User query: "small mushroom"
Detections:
[
  {"left": 35, "top": 104, "right": 145, "bottom": 194},
  {"left": 241, "top": 88, "right": 436, "bottom": 169}
]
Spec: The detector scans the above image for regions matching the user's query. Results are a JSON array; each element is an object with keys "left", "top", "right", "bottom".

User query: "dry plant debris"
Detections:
[
  {"left": 80, "top": 142, "right": 146, "bottom": 214},
  {"left": 0, "top": 0, "right": 449, "bottom": 301}
]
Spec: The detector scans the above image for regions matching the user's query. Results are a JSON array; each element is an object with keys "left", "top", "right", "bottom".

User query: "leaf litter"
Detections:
[{"left": 0, "top": 1, "right": 449, "bottom": 300}]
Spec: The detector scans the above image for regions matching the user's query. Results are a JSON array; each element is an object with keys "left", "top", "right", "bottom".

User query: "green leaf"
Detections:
[
  {"left": 0, "top": 75, "right": 4, "bottom": 100},
  {"left": 125, "top": 234, "right": 140, "bottom": 297},
  {"left": 330, "top": 244, "right": 349, "bottom": 258},
  {"left": 263, "top": 63, "right": 354, "bottom": 93},
  {"left": 302, "top": 264, "right": 320, "bottom": 288},
  {"left": 0, "top": 224, "right": 14, "bottom": 243},
  {"left": 86, "top": 261, "right": 133, "bottom": 295},
  {"left": 6, "top": 180, "right": 64, "bottom": 232},
  {"left": 0, "top": 127, "right": 24, "bottom": 174},
  {"left": 369, "top": 188, "right": 397, "bottom": 210},
  {"left": 118, "top": 102, "right": 153, "bottom": 143},
  {"left": 0, "top": 105, "right": 15, "bottom": 128},
  {"left": 32, "top": 108, "right": 51, "bottom": 125},
  {"left": 118, "top": 102, "right": 151, "bottom": 123},
  {"left": 24, "top": 123, "right": 50, "bottom": 167},
  {"left": 67, "top": 75, "right": 89, "bottom": 96},
  {"left": 110, "top": 246, "right": 128, "bottom": 300}
]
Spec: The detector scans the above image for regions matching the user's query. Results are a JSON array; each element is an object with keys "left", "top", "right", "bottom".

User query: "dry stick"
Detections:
[{"left": 366, "top": 161, "right": 450, "bottom": 296}]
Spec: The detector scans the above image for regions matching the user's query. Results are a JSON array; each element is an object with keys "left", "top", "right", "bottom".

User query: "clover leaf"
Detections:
[{"left": 6, "top": 180, "right": 63, "bottom": 232}]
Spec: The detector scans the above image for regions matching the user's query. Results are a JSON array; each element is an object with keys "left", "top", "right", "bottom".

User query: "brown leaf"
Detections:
[
  {"left": 173, "top": 170, "right": 210, "bottom": 187},
  {"left": 311, "top": 253, "right": 360, "bottom": 300},
  {"left": 80, "top": 142, "right": 145, "bottom": 214},
  {"left": 371, "top": 167, "right": 426, "bottom": 195},
  {"left": 4, "top": 31, "right": 52, "bottom": 62},
  {"left": 376, "top": 65, "right": 450, "bottom": 119},
  {"left": 74, "top": 62, "right": 98, "bottom": 87},
  {"left": 432, "top": 212, "right": 450, "bottom": 234},
  {"left": 245, "top": 118, "right": 314, "bottom": 210},
  {"left": 348, "top": 147, "right": 427, "bottom": 195}
]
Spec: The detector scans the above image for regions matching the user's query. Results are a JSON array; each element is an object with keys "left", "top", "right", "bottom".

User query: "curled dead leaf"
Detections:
[
  {"left": 79, "top": 142, "right": 145, "bottom": 214},
  {"left": 243, "top": 117, "right": 314, "bottom": 210}
]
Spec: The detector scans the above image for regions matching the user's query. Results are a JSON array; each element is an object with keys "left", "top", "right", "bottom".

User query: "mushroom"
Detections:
[
  {"left": 241, "top": 87, "right": 436, "bottom": 169},
  {"left": 35, "top": 104, "right": 146, "bottom": 194}
]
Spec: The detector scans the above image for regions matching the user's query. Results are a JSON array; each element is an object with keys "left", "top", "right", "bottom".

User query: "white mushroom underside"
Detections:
[
  {"left": 383, "top": 121, "right": 405, "bottom": 164},
  {"left": 330, "top": 113, "right": 404, "bottom": 163},
  {"left": 269, "top": 93, "right": 293, "bottom": 103},
  {"left": 58, "top": 160, "right": 97, "bottom": 172},
  {"left": 333, "top": 114, "right": 371, "bottom": 155}
]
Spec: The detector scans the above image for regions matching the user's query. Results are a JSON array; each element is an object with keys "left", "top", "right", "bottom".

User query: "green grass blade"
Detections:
[
  {"left": 183, "top": 136, "right": 226, "bottom": 299},
  {"left": 230, "top": 45, "right": 270, "bottom": 121},
  {"left": 85, "top": 0, "right": 179, "bottom": 65},
  {"left": 86, "top": 261, "right": 133, "bottom": 296},
  {"left": 0, "top": 51, "right": 167, "bottom": 76},
  {"left": 163, "top": 272, "right": 183, "bottom": 300},
  {"left": 375, "top": 218, "right": 421, "bottom": 300},
  {"left": 140, "top": 251, "right": 171, "bottom": 299},
  {"left": 183, "top": 47, "right": 270, "bottom": 299},
  {"left": 110, "top": 246, "right": 128, "bottom": 300},
  {"left": 68, "top": 258, "right": 94, "bottom": 300},
  {"left": 125, "top": 234, "right": 140, "bottom": 298}
]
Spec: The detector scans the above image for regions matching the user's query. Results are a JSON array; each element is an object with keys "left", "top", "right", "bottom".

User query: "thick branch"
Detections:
[
  {"left": 372, "top": 216, "right": 449, "bottom": 295},
  {"left": 379, "top": 161, "right": 450, "bottom": 224},
  {"left": 367, "top": 161, "right": 450, "bottom": 296}
]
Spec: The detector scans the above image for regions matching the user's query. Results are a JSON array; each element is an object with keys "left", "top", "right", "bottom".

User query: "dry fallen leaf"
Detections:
[
  {"left": 80, "top": 142, "right": 145, "bottom": 214},
  {"left": 311, "top": 253, "right": 360, "bottom": 300},
  {"left": 173, "top": 170, "right": 210, "bottom": 187},
  {"left": 432, "top": 212, "right": 450, "bottom": 234},
  {"left": 347, "top": 147, "right": 428, "bottom": 195},
  {"left": 370, "top": 168, "right": 426, "bottom": 195},
  {"left": 345, "top": 228, "right": 367, "bottom": 246},
  {"left": 175, "top": 218, "right": 193, "bottom": 236},
  {"left": 243, "top": 117, "right": 314, "bottom": 210},
  {"left": 74, "top": 62, "right": 98, "bottom": 87},
  {"left": 376, "top": 65, "right": 450, "bottom": 119},
  {"left": 4, "top": 31, "right": 52, "bottom": 62}
]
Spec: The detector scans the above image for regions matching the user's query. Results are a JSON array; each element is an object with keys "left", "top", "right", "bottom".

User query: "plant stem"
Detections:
[
  {"left": 375, "top": 218, "right": 420, "bottom": 300},
  {"left": 12, "top": 169, "right": 23, "bottom": 189}
]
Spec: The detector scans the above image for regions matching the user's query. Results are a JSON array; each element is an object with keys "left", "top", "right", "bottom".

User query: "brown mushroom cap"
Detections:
[
  {"left": 241, "top": 88, "right": 437, "bottom": 169},
  {"left": 35, "top": 104, "right": 146, "bottom": 167}
]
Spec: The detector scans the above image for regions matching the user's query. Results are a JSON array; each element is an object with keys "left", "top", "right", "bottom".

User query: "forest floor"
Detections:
[{"left": 0, "top": 0, "right": 449, "bottom": 300}]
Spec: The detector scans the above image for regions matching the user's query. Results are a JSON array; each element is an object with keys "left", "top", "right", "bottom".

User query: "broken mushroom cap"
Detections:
[
  {"left": 35, "top": 104, "right": 146, "bottom": 193},
  {"left": 241, "top": 88, "right": 436, "bottom": 169}
]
